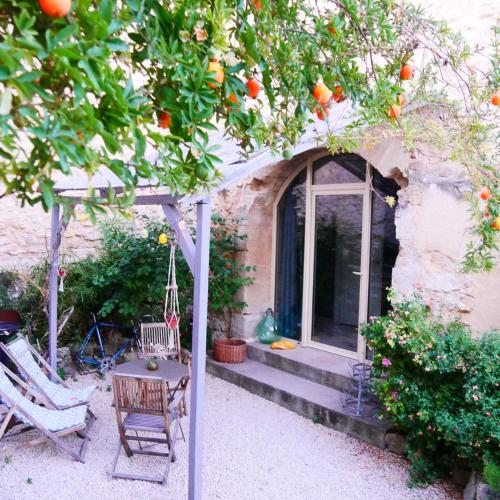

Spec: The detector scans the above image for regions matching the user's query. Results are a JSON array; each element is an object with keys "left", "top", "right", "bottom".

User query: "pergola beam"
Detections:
[{"left": 56, "top": 193, "right": 181, "bottom": 206}]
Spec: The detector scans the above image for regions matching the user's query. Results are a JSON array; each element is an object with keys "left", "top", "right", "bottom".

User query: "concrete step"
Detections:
[
  {"left": 246, "top": 341, "right": 356, "bottom": 393},
  {"left": 207, "top": 357, "right": 389, "bottom": 449}
]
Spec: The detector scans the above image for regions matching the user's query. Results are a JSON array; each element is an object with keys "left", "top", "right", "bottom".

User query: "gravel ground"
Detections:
[{"left": 0, "top": 373, "right": 460, "bottom": 500}]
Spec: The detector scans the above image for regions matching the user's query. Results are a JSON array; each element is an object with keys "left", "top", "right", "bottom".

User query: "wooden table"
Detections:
[{"left": 114, "top": 358, "right": 188, "bottom": 382}]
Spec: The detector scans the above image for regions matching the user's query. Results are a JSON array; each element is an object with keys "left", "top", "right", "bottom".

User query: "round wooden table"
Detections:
[{"left": 114, "top": 358, "right": 188, "bottom": 382}]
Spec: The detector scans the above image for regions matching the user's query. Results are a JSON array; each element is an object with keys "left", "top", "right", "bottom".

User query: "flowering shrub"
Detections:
[{"left": 362, "top": 291, "right": 500, "bottom": 486}]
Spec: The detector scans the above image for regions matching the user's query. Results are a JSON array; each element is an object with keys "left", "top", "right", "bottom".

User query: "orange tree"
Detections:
[{"left": 0, "top": 0, "right": 498, "bottom": 268}]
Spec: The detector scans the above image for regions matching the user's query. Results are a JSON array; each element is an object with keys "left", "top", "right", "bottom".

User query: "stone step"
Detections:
[
  {"left": 246, "top": 341, "right": 356, "bottom": 393},
  {"left": 206, "top": 357, "right": 389, "bottom": 449}
]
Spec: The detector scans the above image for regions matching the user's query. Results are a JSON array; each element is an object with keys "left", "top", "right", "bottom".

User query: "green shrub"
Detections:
[
  {"left": 484, "top": 461, "right": 500, "bottom": 492},
  {"left": 0, "top": 270, "right": 17, "bottom": 310},
  {"left": 6, "top": 213, "right": 255, "bottom": 350},
  {"left": 362, "top": 291, "right": 500, "bottom": 486}
]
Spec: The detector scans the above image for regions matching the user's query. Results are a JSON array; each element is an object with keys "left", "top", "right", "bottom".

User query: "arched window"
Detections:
[{"left": 274, "top": 153, "right": 400, "bottom": 359}]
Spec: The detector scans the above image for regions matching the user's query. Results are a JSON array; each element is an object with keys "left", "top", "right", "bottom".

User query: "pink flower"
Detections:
[
  {"left": 382, "top": 357, "right": 392, "bottom": 367},
  {"left": 391, "top": 391, "right": 398, "bottom": 401}
]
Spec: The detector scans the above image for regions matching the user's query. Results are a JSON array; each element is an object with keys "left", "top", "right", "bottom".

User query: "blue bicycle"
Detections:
[{"left": 75, "top": 314, "right": 141, "bottom": 375}]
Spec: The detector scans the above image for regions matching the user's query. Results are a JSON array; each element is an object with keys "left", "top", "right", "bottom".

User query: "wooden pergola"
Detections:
[{"left": 47, "top": 114, "right": 346, "bottom": 499}]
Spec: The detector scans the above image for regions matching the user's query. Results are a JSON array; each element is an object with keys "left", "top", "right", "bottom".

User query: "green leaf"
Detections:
[
  {"left": 39, "top": 180, "right": 54, "bottom": 208},
  {"left": 53, "top": 24, "right": 78, "bottom": 46},
  {"left": 16, "top": 71, "right": 42, "bottom": 83},
  {"left": 242, "top": 26, "right": 260, "bottom": 63},
  {"left": 0, "top": 67, "right": 12, "bottom": 81},
  {"left": 77, "top": 60, "right": 101, "bottom": 91},
  {"left": 100, "top": 0, "right": 113, "bottom": 23},
  {"left": 107, "top": 39, "right": 129, "bottom": 52}
]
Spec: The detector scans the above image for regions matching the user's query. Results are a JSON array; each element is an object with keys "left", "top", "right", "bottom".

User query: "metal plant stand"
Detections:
[{"left": 342, "top": 362, "right": 377, "bottom": 417}]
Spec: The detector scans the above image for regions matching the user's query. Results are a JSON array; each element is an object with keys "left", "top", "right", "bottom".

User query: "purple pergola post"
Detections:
[
  {"left": 48, "top": 205, "right": 60, "bottom": 373},
  {"left": 188, "top": 198, "right": 211, "bottom": 500}
]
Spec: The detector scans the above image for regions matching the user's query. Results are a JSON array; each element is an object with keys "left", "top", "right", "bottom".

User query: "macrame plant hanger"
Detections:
[{"left": 163, "top": 232, "right": 182, "bottom": 362}]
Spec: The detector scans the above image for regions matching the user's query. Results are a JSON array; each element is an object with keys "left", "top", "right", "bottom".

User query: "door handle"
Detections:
[{"left": 352, "top": 271, "right": 362, "bottom": 276}]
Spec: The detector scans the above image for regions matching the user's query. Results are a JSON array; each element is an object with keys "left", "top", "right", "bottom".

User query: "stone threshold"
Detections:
[
  {"left": 246, "top": 341, "right": 357, "bottom": 393},
  {"left": 207, "top": 357, "right": 389, "bottom": 449}
]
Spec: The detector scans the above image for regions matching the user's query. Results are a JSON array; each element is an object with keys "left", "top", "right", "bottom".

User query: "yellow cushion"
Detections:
[{"left": 271, "top": 340, "right": 296, "bottom": 350}]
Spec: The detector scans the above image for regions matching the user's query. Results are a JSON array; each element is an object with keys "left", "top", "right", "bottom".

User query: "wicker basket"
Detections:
[{"left": 213, "top": 339, "right": 247, "bottom": 363}]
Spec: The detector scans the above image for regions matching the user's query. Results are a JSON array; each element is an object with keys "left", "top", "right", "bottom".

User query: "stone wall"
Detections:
[
  {"left": 0, "top": 195, "right": 101, "bottom": 269},
  {"left": 0, "top": 196, "right": 164, "bottom": 270}
]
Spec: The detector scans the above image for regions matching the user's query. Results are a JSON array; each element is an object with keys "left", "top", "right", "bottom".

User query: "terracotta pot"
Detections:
[{"left": 213, "top": 339, "right": 246, "bottom": 363}]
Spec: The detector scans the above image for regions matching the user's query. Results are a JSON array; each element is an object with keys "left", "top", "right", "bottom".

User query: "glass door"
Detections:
[{"left": 308, "top": 191, "right": 368, "bottom": 357}]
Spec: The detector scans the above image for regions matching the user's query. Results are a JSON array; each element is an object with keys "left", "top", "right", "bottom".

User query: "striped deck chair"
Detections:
[
  {"left": 0, "top": 336, "right": 96, "bottom": 415},
  {"left": 0, "top": 362, "right": 94, "bottom": 462}
]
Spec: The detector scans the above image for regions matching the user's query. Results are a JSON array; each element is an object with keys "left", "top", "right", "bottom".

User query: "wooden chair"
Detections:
[
  {"left": 0, "top": 361, "right": 94, "bottom": 463},
  {"left": 140, "top": 321, "right": 189, "bottom": 416},
  {"left": 0, "top": 335, "right": 96, "bottom": 417},
  {"left": 140, "top": 322, "right": 181, "bottom": 362},
  {"left": 110, "top": 374, "right": 185, "bottom": 485}
]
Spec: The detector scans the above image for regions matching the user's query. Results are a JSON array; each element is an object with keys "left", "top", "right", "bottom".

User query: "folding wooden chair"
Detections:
[
  {"left": 110, "top": 373, "right": 184, "bottom": 485},
  {"left": 0, "top": 362, "right": 94, "bottom": 463},
  {"left": 0, "top": 335, "right": 96, "bottom": 416},
  {"left": 140, "top": 322, "right": 181, "bottom": 362}
]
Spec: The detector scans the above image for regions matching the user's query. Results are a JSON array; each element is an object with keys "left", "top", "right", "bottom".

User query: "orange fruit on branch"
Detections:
[
  {"left": 228, "top": 92, "right": 239, "bottom": 104},
  {"left": 208, "top": 61, "right": 224, "bottom": 88},
  {"left": 491, "top": 92, "right": 500, "bottom": 106},
  {"left": 312, "top": 81, "right": 332, "bottom": 105},
  {"left": 389, "top": 104, "right": 401, "bottom": 120},
  {"left": 39, "top": 0, "right": 71, "bottom": 17},
  {"left": 492, "top": 217, "right": 500, "bottom": 230},
  {"left": 327, "top": 22, "right": 336, "bottom": 35},
  {"left": 479, "top": 188, "right": 491, "bottom": 201},
  {"left": 400, "top": 64, "right": 414, "bottom": 80},
  {"left": 246, "top": 78, "right": 260, "bottom": 98},
  {"left": 332, "top": 85, "right": 345, "bottom": 103},
  {"left": 316, "top": 106, "right": 329, "bottom": 121},
  {"left": 159, "top": 111, "right": 172, "bottom": 129},
  {"left": 252, "top": 0, "right": 262, "bottom": 9}
]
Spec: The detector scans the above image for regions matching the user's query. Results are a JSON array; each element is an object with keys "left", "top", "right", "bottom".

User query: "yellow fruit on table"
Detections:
[{"left": 158, "top": 233, "right": 168, "bottom": 245}]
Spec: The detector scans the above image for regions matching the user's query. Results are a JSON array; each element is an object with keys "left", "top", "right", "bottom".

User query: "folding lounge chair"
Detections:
[
  {"left": 0, "top": 335, "right": 96, "bottom": 415},
  {"left": 0, "top": 362, "right": 94, "bottom": 462},
  {"left": 110, "top": 374, "right": 183, "bottom": 485}
]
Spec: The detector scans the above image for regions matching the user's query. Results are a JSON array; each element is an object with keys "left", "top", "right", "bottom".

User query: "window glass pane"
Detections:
[
  {"left": 313, "top": 153, "right": 366, "bottom": 184},
  {"left": 367, "top": 170, "right": 400, "bottom": 359},
  {"left": 311, "top": 194, "right": 363, "bottom": 352},
  {"left": 274, "top": 169, "right": 307, "bottom": 340}
]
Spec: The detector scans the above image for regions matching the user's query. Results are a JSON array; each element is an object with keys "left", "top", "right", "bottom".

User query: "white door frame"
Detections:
[{"left": 272, "top": 153, "right": 373, "bottom": 361}]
